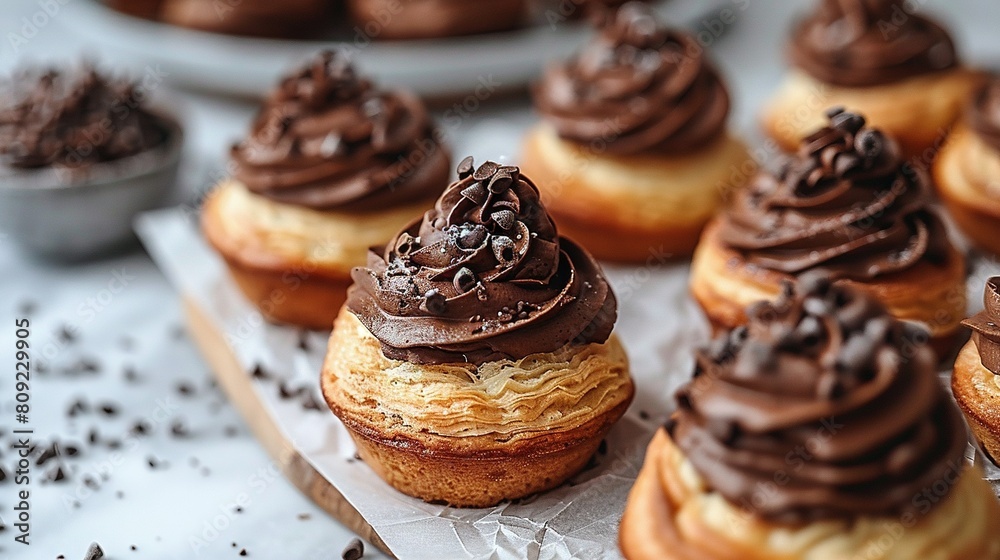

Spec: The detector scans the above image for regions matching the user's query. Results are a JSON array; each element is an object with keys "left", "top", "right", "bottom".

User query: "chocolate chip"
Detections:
[
  {"left": 342, "top": 538, "right": 364, "bottom": 560},
  {"left": 130, "top": 420, "right": 150, "bottom": 436},
  {"left": 854, "top": 129, "right": 885, "bottom": 159},
  {"left": 47, "top": 466, "right": 67, "bottom": 482},
  {"left": 457, "top": 155, "right": 475, "bottom": 178},
  {"left": 491, "top": 236, "right": 515, "bottom": 264},
  {"left": 251, "top": 364, "right": 270, "bottom": 380},
  {"left": 170, "top": 421, "right": 189, "bottom": 438},
  {"left": 67, "top": 399, "right": 88, "bottom": 417},
  {"left": 488, "top": 170, "right": 512, "bottom": 193},
  {"left": 831, "top": 111, "right": 865, "bottom": 133},
  {"left": 421, "top": 289, "right": 447, "bottom": 314},
  {"left": 99, "top": 404, "right": 117, "bottom": 416},
  {"left": 394, "top": 233, "right": 419, "bottom": 256},
  {"left": 239, "top": 548, "right": 248, "bottom": 556},
  {"left": 176, "top": 382, "right": 195, "bottom": 397},
  {"left": 457, "top": 224, "right": 487, "bottom": 249},
  {"left": 84, "top": 542, "right": 105, "bottom": 560},
  {"left": 472, "top": 160, "right": 499, "bottom": 182},
  {"left": 453, "top": 267, "right": 477, "bottom": 294},
  {"left": 491, "top": 210, "right": 516, "bottom": 230},
  {"left": 460, "top": 183, "right": 487, "bottom": 204}
]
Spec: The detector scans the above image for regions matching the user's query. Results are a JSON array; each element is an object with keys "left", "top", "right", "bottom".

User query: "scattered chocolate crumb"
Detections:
[
  {"left": 72, "top": 500, "right": 80, "bottom": 508},
  {"left": 170, "top": 420, "right": 189, "bottom": 438},
  {"left": 83, "top": 475, "right": 99, "bottom": 490},
  {"left": 234, "top": 506, "right": 243, "bottom": 514},
  {"left": 302, "top": 393, "right": 323, "bottom": 412},
  {"left": 131, "top": 420, "right": 151, "bottom": 436},
  {"left": 99, "top": 404, "right": 118, "bottom": 416},
  {"left": 88, "top": 429, "right": 100, "bottom": 444},
  {"left": 342, "top": 538, "right": 364, "bottom": 560},
  {"left": 83, "top": 541, "right": 104, "bottom": 560},
  {"left": 131, "top": 545, "right": 137, "bottom": 551},
  {"left": 36, "top": 444, "right": 58, "bottom": 466},
  {"left": 57, "top": 325, "right": 77, "bottom": 344},
  {"left": 297, "top": 330, "right": 310, "bottom": 351},
  {"left": 106, "top": 439, "right": 122, "bottom": 450},
  {"left": 123, "top": 366, "right": 140, "bottom": 382},
  {"left": 116, "top": 491, "right": 124, "bottom": 499},
  {"left": 278, "top": 381, "right": 304, "bottom": 400},
  {"left": 638, "top": 410, "right": 650, "bottom": 421},
  {"left": 47, "top": 466, "right": 67, "bottom": 482},
  {"left": 17, "top": 300, "right": 37, "bottom": 315},
  {"left": 67, "top": 399, "right": 89, "bottom": 417},
  {"left": 297, "top": 513, "right": 311, "bottom": 521},
  {"left": 120, "top": 335, "right": 135, "bottom": 350},
  {"left": 147, "top": 456, "right": 166, "bottom": 469},
  {"left": 224, "top": 426, "right": 238, "bottom": 437},
  {"left": 57, "top": 556, "right": 65, "bottom": 559},
  {"left": 176, "top": 381, "right": 195, "bottom": 397},
  {"left": 231, "top": 542, "right": 237, "bottom": 548},
  {"left": 250, "top": 364, "right": 270, "bottom": 380},
  {"left": 239, "top": 548, "right": 248, "bottom": 556},
  {"left": 0, "top": 465, "right": 7, "bottom": 482},
  {"left": 63, "top": 444, "right": 80, "bottom": 457}
]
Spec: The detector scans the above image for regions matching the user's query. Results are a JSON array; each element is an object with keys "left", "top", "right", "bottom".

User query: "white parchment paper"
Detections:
[{"left": 136, "top": 207, "right": 1000, "bottom": 559}]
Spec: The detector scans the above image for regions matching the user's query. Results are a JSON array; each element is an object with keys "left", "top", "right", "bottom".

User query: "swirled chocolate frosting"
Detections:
[
  {"left": 231, "top": 50, "right": 449, "bottom": 212},
  {"left": 0, "top": 64, "right": 168, "bottom": 169},
  {"left": 789, "top": 0, "right": 958, "bottom": 88},
  {"left": 347, "top": 157, "right": 616, "bottom": 365},
  {"left": 963, "top": 277, "right": 1000, "bottom": 375},
  {"left": 670, "top": 272, "right": 968, "bottom": 523},
  {"left": 533, "top": 2, "right": 729, "bottom": 155},
  {"left": 719, "top": 108, "right": 950, "bottom": 280},
  {"left": 968, "top": 77, "right": 1000, "bottom": 153}
]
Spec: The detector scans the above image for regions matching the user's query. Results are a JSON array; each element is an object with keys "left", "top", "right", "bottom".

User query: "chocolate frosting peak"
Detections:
[
  {"left": 671, "top": 272, "right": 967, "bottom": 523},
  {"left": 790, "top": 0, "right": 958, "bottom": 87},
  {"left": 719, "top": 108, "right": 950, "bottom": 280},
  {"left": 0, "top": 64, "right": 167, "bottom": 169},
  {"left": 963, "top": 277, "right": 1000, "bottom": 375},
  {"left": 231, "top": 50, "right": 449, "bottom": 211},
  {"left": 533, "top": 2, "right": 729, "bottom": 155},
  {"left": 968, "top": 77, "right": 1000, "bottom": 153},
  {"left": 347, "top": 157, "right": 617, "bottom": 365}
]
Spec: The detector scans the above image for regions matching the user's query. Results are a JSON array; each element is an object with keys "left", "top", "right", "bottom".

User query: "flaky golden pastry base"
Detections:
[
  {"left": 620, "top": 429, "right": 1000, "bottom": 560},
  {"left": 521, "top": 125, "right": 753, "bottom": 262},
  {"left": 201, "top": 179, "right": 432, "bottom": 329},
  {"left": 689, "top": 220, "right": 967, "bottom": 356},
  {"left": 762, "top": 69, "right": 982, "bottom": 162},
  {"left": 321, "top": 308, "right": 635, "bottom": 507},
  {"left": 952, "top": 339, "right": 1000, "bottom": 464},
  {"left": 934, "top": 122, "right": 1000, "bottom": 256}
]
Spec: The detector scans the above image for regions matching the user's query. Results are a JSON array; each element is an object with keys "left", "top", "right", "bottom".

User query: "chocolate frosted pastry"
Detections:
[
  {"left": 0, "top": 64, "right": 168, "bottom": 170},
  {"left": 968, "top": 78, "right": 1000, "bottom": 153},
  {"left": 673, "top": 273, "right": 967, "bottom": 523},
  {"left": 533, "top": 2, "right": 729, "bottom": 154},
  {"left": 790, "top": 0, "right": 957, "bottom": 88},
  {"left": 620, "top": 276, "right": 1000, "bottom": 560},
  {"left": 348, "top": 157, "right": 616, "bottom": 365},
  {"left": 720, "top": 108, "right": 949, "bottom": 281},
  {"left": 230, "top": 50, "right": 449, "bottom": 212},
  {"left": 964, "top": 277, "right": 1000, "bottom": 374}
]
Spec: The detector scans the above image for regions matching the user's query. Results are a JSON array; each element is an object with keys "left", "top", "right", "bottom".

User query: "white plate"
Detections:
[{"left": 66, "top": 0, "right": 726, "bottom": 98}]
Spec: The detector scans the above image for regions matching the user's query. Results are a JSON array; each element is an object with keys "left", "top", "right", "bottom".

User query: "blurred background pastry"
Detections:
[
  {"left": 934, "top": 76, "right": 1000, "bottom": 255},
  {"left": 105, "top": 0, "right": 336, "bottom": 38},
  {"left": 201, "top": 50, "right": 450, "bottom": 329},
  {"left": 690, "top": 108, "right": 966, "bottom": 355},
  {"left": 524, "top": 2, "right": 750, "bottom": 262},
  {"left": 762, "top": 0, "right": 980, "bottom": 162},
  {"left": 621, "top": 273, "right": 1000, "bottom": 559},
  {"left": 954, "top": 277, "right": 1000, "bottom": 464},
  {"left": 347, "top": 0, "right": 527, "bottom": 40},
  {"left": 323, "top": 157, "right": 633, "bottom": 507}
]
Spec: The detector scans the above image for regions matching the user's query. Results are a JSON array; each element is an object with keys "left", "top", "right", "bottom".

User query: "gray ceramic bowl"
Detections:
[{"left": 0, "top": 113, "right": 183, "bottom": 261}]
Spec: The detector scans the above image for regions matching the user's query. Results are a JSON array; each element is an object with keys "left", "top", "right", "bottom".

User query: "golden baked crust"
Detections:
[
  {"left": 953, "top": 339, "right": 1000, "bottom": 463},
  {"left": 762, "top": 69, "right": 982, "bottom": 161},
  {"left": 690, "top": 219, "right": 967, "bottom": 354},
  {"left": 521, "top": 125, "right": 752, "bottom": 262},
  {"left": 620, "top": 429, "right": 1000, "bottom": 560},
  {"left": 321, "top": 308, "right": 635, "bottom": 507},
  {"left": 201, "top": 179, "right": 431, "bottom": 329},
  {"left": 934, "top": 122, "right": 1000, "bottom": 256}
]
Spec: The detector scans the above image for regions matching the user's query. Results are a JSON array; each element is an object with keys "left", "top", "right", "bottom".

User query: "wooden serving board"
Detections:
[{"left": 182, "top": 298, "right": 393, "bottom": 557}]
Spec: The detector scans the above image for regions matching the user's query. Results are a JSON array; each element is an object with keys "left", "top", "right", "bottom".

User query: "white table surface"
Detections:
[{"left": 1, "top": 1, "right": 997, "bottom": 559}]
